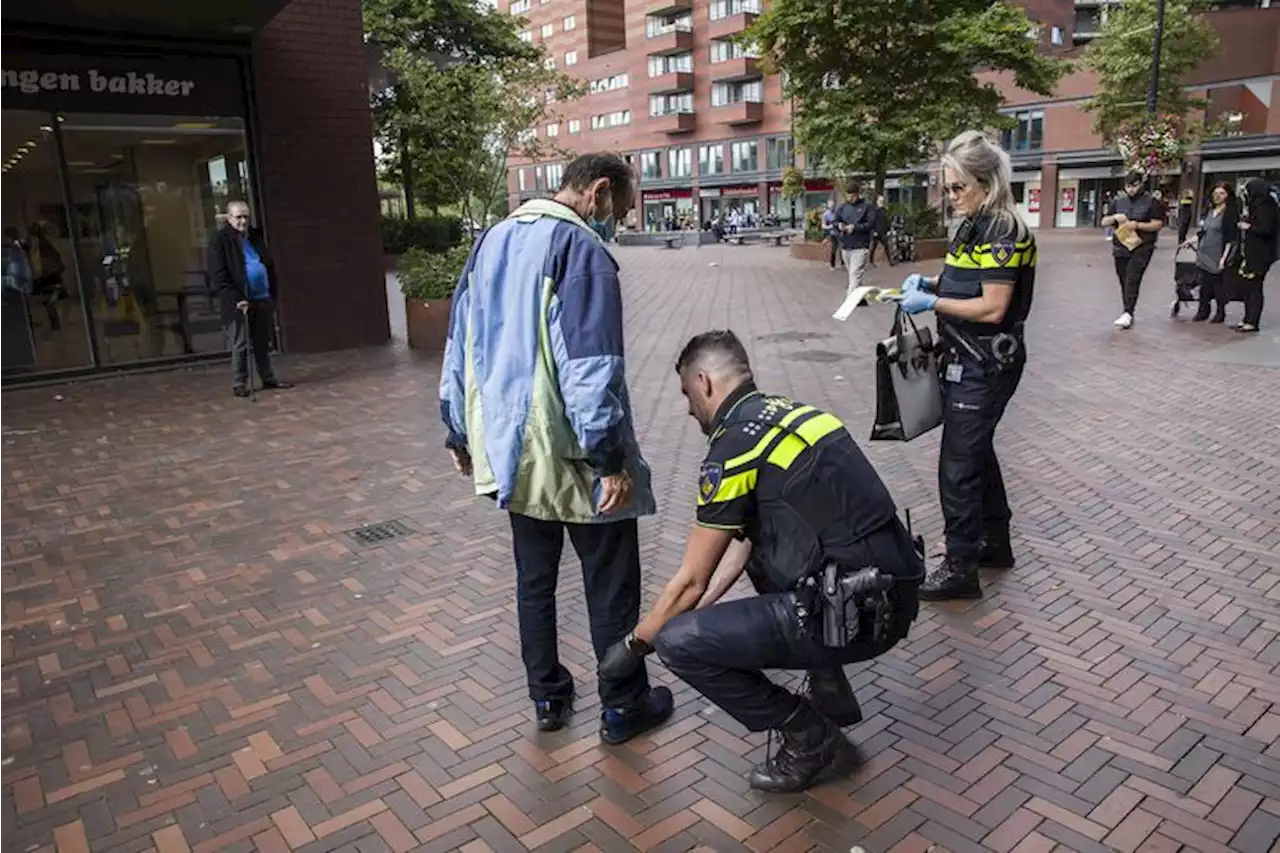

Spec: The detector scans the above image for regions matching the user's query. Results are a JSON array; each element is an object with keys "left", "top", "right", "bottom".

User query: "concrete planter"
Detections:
[
  {"left": 405, "top": 295, "right": 452, "bottom": 351},
  {"left": 917, "top": 238, "right": 948, "bottom": 260},
  {"left": 789, "top": 239, "right": 830, "bottom": 263}
]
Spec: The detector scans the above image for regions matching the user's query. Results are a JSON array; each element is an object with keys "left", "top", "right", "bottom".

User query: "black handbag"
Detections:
[{"left": 871, "top": 308, "right": 943, "bottom": 442}]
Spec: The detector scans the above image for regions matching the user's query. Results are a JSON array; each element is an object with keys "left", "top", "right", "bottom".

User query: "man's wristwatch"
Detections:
[{"left": 626, "top": 632, "right": 653, "bottom": 656}]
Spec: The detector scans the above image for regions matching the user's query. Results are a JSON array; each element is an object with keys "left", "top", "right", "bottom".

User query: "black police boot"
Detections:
[
  {"left": 804, "top": 668, "right": 863, "bottom": 727},
  {"left": 748, "top": 700, "right": 861, "bottom": 793},
  {"left": 534, "top": 697, "right": 572, "bottom": 732},
  {"left": 978, "top": 537, "right": 1015, "bottom": 569},
  {"left": 918, "top": 554, "right": 982, "bottom": 601}
]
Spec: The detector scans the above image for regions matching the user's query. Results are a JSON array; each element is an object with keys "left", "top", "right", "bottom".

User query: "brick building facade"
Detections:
[
  {"left": 506, "top": 0, "right": 1280, "bottom": 231},
  {"left": 2, "top": 0, "right": 386, "bottom": 384}
]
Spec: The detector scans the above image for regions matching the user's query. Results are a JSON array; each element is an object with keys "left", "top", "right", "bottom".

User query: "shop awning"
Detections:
[{"left": 4, "top": 0, "right": 293, "bottom": 38}]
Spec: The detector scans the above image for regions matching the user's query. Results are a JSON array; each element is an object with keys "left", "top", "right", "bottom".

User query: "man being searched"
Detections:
[
  {"left": 597, "top": 330, "right": 923, "bottom": 792},
  {"left": 208, "top": 201, "right": 291, "bottom": 397},
  {"left": 834, "top": 182, "right": 874, "bottom": 303},
  {"left": 439, "top": 153, "right": 673, "bottom": 745},
  {"left": 1100, "top": 172, "right": 1165, "bottom": 329},
  {"left": 890, "top": 131, "right": 1034, "bottom": 601}
]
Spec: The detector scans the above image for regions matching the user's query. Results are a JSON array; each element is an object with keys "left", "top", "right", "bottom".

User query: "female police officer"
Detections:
[{"left": 891, "top": 130, "right": 1036, "bottom": 601}]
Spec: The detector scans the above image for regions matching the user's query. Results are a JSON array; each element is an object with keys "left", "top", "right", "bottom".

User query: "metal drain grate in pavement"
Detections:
[{"left": 344, "top": 519, "right": 415, "bottom": 547}]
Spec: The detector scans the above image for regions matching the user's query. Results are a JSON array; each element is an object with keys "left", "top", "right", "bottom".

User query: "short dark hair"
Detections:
[
  {"left": 560, "top": 152, "right": 633, "bottom": 202},
  {"left": 1124, "top": 171, "right": 1145, "bottom": 186},
  {"left": 675, "top": 329, "right": 753, "bottom": 378},
  {"left": 845, "top": 181, "right": 862, "bottom": 196}
]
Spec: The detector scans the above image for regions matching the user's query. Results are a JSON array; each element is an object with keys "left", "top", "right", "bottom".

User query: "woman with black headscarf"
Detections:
[{"left": 1234, "top": 178, "right": 1278, "bottom": 333}]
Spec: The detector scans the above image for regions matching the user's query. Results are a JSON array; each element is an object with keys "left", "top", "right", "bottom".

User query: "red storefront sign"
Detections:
[
  {"left": 642, "top": 188, "right": 693, "bottom": 201},
  {"left": 719, "top": 185, "right": 759, "bottom": 198},
  {"left": 1061, "top": 187, "right": 1076, "bottom": 213},
  {"left": 1027, "top": 188, "right": 1041, "bottom": 213},
  {"left": 803, "top": 179, "right": 834, "bottom": 192}
]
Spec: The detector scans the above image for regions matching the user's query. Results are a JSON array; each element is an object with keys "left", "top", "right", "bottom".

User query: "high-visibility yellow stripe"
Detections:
[
  {"left": 945, "top": 251, "right": 982, "bottom": 269},
  {"left": 795, "top": 412, "right": 843, "bottom": 445},
  {"left": 699, "top": 469, "right": 757, "bottom": 506},
  {"left": 766, "top": 433, "right": 807, "bottom": 470},
  {"left": 721, "top": 405, "right": 814, "bottom": 470},
  {"left": 765, "top": 412, "right": 845, "bottom": 470}
]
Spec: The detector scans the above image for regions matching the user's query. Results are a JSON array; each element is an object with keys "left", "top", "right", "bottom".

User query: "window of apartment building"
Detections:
[
  {"left": 546, "top": 162, "right": 564, "bottom": 188},
  {"left": 766, "top": 137, "right": 793, "bottom": 170},
  {"left": 668, "top": 148, "right": 693, "bottom": 178},
  {"left": 510, "top": 0, "right": 531, "bottom": 14},
  {"left": 639, "top": 151, "right": 662, "bottom": 180},
  {"left": 568, "top": 119, "right": 581, "bottom": 134},
  {"left": 590, "top": 73, "right": 629, "bottom": 94},
  {"left": 541, "top": 22, "right": 555, "bottom": 38},
  {"left": 565, "top": 50, "right": 579, "bottom": 66},
  {"left": 646, "top": 12, "right": 693, "bottom": 37},
  {"left": 546, "top": 123, "right": 559, "bottom": 137},
  {"left": 540, "top": 0, "right": 552, "bottom": 5},
  {"left": 563, "top": 15, "right": 576, "bottom": 30},
  {"left": 709, "top": 0, "right": 760, "bottom": 21},
  {"left": 518, "top": 168, "right": 528, "bottom": 191},
  {"left": 590, "top": 110, "right": 631, "bottom": 129},
  {"left": 710, "top": 39, "right": 757, "bottom": 63},
  {"left": 699, "top": 144, "right": 725, "bottom": 176},
  {"left": 712, "top": 79, "right": 763, "bottom": 107},
  {"left": 519, "top": 30, "right": 533, "bottom": 43},
  {"left": 1000, "top": 110, "right": 1044, "bottom": 152},
  {"left": 731, "top": 140, "right": 758, "bottom": 173},
  {"left": 1051, "top": 25, "right": 1064, "bottom": 46},
  {"left": 648, "top": 53, "right": 693, "bottom": 77},
  {"left": 649, "top": 93, "right": 694, "bottom": 116},
  {"left": 534, "top": 165, "right": 546, "bottom": 190}
]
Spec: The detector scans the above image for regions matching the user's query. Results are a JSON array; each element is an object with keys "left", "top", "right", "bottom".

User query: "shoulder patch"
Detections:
[
  {"left": 698, "top": 462, "right": 723, "bottom": 502},
  {"left": 991, "top": 239, "right": 1016, "bottom": 267}
]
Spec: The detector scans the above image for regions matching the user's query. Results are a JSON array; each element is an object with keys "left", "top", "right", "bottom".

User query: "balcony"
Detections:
[
  {"left": 710, "top": 57, "right": 758, "bottom": 82},
  {"left": 646, "top": 0, "right": 692, "bottom": 15},
  {"left": 716, "top": 101, "right": 763, "bottom": 125},
  {"left": 708, "top": 12, "right": 757, "bottom": 39},
  {"left": 649, "top": 71, "right": 695, "bottom": 94},
  {"left": 646, "top": 27, "right": 693, "bottom": 55},
  {"left": 652, "top": 111, "right": 697, "bottom": 135}
]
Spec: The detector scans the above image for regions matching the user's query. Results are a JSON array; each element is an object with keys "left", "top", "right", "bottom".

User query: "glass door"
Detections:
[{"left": 2, "top": 110, "right": 96, "bottom": 376}]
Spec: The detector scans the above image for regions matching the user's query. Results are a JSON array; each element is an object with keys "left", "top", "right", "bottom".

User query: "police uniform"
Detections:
[
  {"left": 652, "top": 383, "right": 922, "bottom": 735},
  {"left": 920, "top": 215, "right": 1035, "bottom": 601}
]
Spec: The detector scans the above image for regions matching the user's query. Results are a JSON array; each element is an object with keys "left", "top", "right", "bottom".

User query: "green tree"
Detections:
[
  {"left": 364, "top": 0, "right": 536, "bottom": 218},
  {"left": 1081, "top": 0, "right": 1218, "bottom": 174},
  {"left": 745, "top": 0, "right": 1068, "bottom": 196}
]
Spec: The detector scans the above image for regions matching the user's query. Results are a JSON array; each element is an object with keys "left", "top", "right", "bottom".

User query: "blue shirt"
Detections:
[{"left": 242, "top": 238, "right": 270, "bottom": 300}]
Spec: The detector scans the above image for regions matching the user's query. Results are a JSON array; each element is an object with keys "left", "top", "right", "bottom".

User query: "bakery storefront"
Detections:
[{"left": 3, "top": 41, "right": 256, "bottom": 380}]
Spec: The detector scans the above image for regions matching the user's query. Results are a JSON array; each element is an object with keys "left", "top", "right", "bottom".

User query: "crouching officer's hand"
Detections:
[{"left": 598, "top": 632, "right": 653, "bottom": 681}]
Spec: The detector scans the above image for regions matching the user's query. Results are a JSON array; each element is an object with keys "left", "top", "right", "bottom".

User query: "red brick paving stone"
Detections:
[
  {"left": 251, "top": 828, "right": 292, "bottom": 853},
  {"left": 52, "top": 820, "right": 88, "bottom": 853},
  {"left": 3, "top": 238, "right": 1280, "bottom": 853},
  {"left": 983, "top": 808, "right": 1044, "bottom": 853},
  {"left": 152, "top": 825, "right": 192, "bottom": 853},
  {"left": 1104, "top": 808, "right": 1164, "bottom": 853}
]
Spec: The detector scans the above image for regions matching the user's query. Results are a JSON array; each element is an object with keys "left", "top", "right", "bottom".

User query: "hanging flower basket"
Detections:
[{"left": 1113, "top": 113, "right": 1185, "bottom": 177}]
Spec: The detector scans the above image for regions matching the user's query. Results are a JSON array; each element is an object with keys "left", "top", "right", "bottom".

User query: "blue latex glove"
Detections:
[
  {"left": 902, "top": 273, "right": 931, "bottom": 294},
  {"left": 896, "top": 289, "right": 938, "bottom": 315}
]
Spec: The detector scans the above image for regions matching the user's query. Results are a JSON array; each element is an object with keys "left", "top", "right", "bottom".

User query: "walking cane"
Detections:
[{"left": 240, "top": 302, "right": 256, "bottom": 403}]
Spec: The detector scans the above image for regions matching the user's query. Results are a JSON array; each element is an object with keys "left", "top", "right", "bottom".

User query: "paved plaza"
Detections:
[{"left": 3, "top": 235, "right": 1280, "bottom": 853}]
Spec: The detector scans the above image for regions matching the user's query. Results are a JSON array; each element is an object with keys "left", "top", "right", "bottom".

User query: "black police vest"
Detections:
[
  {"left": 937, "top": 215, "right": 1035, "bottom": 337},
  {"left": 723, "top": 397, "right": 898, "bottom": 591}
]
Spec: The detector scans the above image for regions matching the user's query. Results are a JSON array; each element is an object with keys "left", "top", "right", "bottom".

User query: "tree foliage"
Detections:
[
  {"left": 745, "top": 0, "right": 1068, "bottom": 193},
  {"left": 1081, "top": 0, "right": 1218, "bottom": 144}
]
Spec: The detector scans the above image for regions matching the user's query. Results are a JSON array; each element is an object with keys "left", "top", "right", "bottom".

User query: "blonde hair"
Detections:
[{"left": 941, "top": 130, "right": 1027, "bottom": 239}]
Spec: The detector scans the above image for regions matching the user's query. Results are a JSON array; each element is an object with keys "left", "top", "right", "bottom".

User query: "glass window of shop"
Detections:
[{"left": 2, "top": 50, "right": 253, "bottom": 380}]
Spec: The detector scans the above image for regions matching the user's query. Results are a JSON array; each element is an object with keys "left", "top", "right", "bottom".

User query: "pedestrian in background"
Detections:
[
  {"left": 1179, "top": 181, "right": 1237, "bottom": 324},
  {"left": 1100, "top": 173, "right": 1165, "bottom": 330},
  {"left": 868, "top": 194, "right": 894, "bottom": 268},
  {"left": 1234, "top": 178, "right": 1278, "bottom": 333},
  {"left": 834, "top": 182, "right": 873, "bottom": 302},
  {"left": 207, "top": 201, "right": 291, "bottom": 397},
  {"left": 821, "top": 199, "right": 841, "bottom": 269},
  {"left": 439, "top": 152, "right": 672, "bottom": 744}
]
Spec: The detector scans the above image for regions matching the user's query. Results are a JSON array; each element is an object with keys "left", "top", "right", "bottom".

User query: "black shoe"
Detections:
[
  {"left": 599, "top": 686, "right": 673, "bottom": 745},
  {"left": 748, "top": 701, "right": 862, "bottom": 793},
  {"left": 918, "top": 555, "right": 982, "bottom": 601},
  {"left": 804, "top": 669, "right": 863, "bottom": 727},
  {"left": 978, "top": 538, "right": 1015, "bottom": 570},
  {"left": 262, "top": 380, "right": 293, "bottom": 390},
  {"left": 1210, "top": 313, "right": 1226, "bottom": 324},
  {"left": 233, "top": 387, "right": 251, "bottom": 398},
  {"left": 1193, "top": 311, "right": 1210, "bottom": 322},
  {"left": 534, "top": 698, "right": 572, "bottom": 732}
]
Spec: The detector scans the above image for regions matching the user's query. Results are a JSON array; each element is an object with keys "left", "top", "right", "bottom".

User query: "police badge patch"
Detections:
[
  {"left": 698, "top": 462, "right": 723, "bottom": 504},
  {"left": 991, "top": 240, "right": 1016, "bottom": 267}
]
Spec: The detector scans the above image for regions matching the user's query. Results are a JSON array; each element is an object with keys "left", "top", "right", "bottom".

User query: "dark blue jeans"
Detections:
[
  {"left": 509, "top": 514, "right": 649, "bottom": 709},
  {"left": 938, "top": 355, "right": 1024, "bottom": 558}
]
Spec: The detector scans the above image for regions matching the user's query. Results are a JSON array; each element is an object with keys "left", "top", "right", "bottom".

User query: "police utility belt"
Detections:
[{"left": 939, "top": 321, "right": 1024, "bottom": 372}]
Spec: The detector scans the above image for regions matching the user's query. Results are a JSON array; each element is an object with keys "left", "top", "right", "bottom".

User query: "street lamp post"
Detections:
[{"left": 1146, "top": 0, "right": 1166, "bottom": 115}]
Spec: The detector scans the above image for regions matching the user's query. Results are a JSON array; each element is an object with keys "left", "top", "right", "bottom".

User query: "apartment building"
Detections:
[{"left": 506, "top": 0, "right": 1280, "bottom": 231}]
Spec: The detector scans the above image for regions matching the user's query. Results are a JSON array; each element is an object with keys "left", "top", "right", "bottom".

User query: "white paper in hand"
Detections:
[{"left": 832, "top": 286, "right": 900, "bottom": 322}]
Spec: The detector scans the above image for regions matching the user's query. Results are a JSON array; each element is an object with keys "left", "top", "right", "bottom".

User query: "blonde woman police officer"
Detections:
[{"left": 891, "top": 131, "right": 1036, "bottom": 601}]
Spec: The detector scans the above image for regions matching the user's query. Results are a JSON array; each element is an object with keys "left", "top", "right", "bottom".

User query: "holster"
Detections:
[
  {"left": 939, "top": 322, "right": 1024, "bottom": 373},
  {"left": 815, "top": 564, "right": 897, "bottom": 649}
]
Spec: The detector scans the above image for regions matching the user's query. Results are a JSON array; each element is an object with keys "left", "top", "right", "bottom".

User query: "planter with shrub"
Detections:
[
  {"left": 382, "top": 216, "right": 465, "bottom": 269},
  {"left": 398, "top": 243, "right": 471, "bottom": 351}
]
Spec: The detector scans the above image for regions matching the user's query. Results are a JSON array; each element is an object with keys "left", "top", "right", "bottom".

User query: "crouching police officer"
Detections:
[
  {"left": 891, "top": 130, "right": 1035, "bottom": 601},
  {"left": 598, "top": 330, "right": 923, "bottom": 793}
]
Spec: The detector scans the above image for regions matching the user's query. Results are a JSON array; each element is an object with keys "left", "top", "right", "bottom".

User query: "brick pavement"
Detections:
[{"left": 3, "top": 235, "right": 1279, "bottom": 853}]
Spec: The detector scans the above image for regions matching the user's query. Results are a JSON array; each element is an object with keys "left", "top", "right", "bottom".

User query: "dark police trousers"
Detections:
[
  {"left": 654, "top": 526, "right": 919, "bottom": 732},
  {"left": 939, "top": 352, "right": 1024, "bottom": 558}
]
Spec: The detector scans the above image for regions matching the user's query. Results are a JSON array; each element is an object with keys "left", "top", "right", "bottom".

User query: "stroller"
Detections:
[{"left": 1168, "top": 245, "right": 1200, "bottom": 318}]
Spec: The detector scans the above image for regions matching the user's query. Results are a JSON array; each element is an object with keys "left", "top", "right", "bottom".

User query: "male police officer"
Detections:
[{"left": 598, "top": 331, "right": 922, "bottom": 792}]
